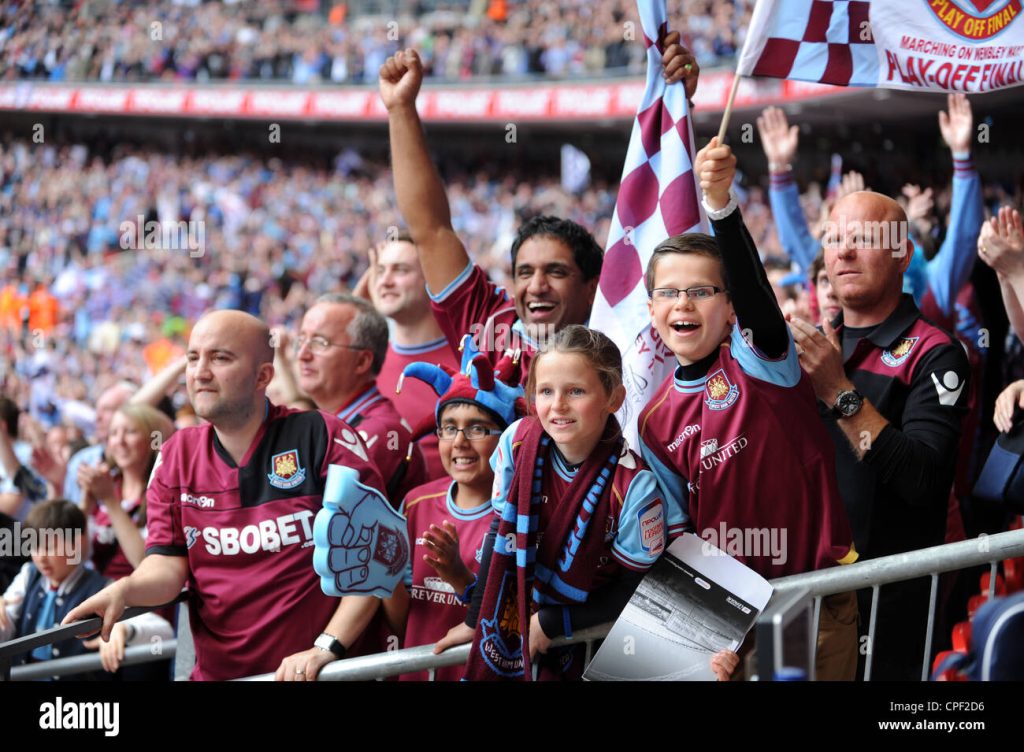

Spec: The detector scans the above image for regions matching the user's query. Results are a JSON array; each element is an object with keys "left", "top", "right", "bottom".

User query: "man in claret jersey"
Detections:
[{"left": 65, "top": 310, "right": 387, "bottom": 681}]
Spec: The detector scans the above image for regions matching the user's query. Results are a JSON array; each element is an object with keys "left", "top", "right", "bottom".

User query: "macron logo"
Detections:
[
  {"left": 180, "top": 492, "right": 215, "bottom": 508},
  {"left": 931, "top": 371, "right": 965, "bottom": 407},
  {"left": 40, "top": 697, "right": 119, "bottom": 737}
]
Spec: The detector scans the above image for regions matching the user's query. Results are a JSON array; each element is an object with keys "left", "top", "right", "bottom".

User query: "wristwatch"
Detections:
[
  {"left": 832, "top": 389, "right": 864, "bottom": 418},
  {"left": 314, "top": 632, "right": 346, "bottom": 659}
]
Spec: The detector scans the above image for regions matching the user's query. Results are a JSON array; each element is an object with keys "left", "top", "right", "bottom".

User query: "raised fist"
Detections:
[
  {"left": 695, "top": 137, "right": 736, "bottom": 212},
  {"left": 379, "top": 49, "right": 424, "bottom": 111}
]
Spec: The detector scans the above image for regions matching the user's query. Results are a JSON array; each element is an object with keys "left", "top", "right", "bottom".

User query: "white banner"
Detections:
[{"left": 873, "top": 0, "right": 1024, "bottom": 92}]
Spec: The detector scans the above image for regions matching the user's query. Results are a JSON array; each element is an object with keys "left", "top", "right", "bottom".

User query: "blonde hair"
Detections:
[{"left": 112, "top": 404, "right": 175, "bottom": 524}]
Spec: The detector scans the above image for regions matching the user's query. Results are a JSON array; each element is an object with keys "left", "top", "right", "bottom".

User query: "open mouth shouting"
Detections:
[
  {"left": 669, "top": 318, "right": 702, "bottom": 337},
  {"left": 525, "top": 299, "right": 558, "bottom": 322}
]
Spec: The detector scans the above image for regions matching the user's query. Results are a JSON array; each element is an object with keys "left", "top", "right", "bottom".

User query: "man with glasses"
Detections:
[
  {"left": 296, "top": 293, "right": 425, "bottom": 505},
  {"left": 637, "top": 140, "right": 858, "bottom": 680}
]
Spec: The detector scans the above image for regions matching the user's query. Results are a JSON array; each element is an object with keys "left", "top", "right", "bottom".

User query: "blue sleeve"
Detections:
[
  {"left": 769, "top": 170, "right": 818, "bottom": 274},
  {"left": 62, "top": 448, "right": 83, "bottom": 504},
  {"left": 611, "top": 469, "right": 666, "bottom": 571},
  {"left": 637, "top": 436, "right": 690, "bottom": 537},
  {"left": 729, "top": 324, "right": 801, "bottom": 387},
  {"left": 489, "top": 420, "right": 521, "bottom": 520},
  {"left": 926, "top": 154, "right": 983, "bottom": 316}
]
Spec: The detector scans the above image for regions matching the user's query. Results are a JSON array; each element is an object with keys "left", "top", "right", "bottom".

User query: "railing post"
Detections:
[
  {"left": 864, "top": 584, "right": 880, "bottom": 681},
  {"left": 921, "top": 573, "right": 939, "bottom": 681}
]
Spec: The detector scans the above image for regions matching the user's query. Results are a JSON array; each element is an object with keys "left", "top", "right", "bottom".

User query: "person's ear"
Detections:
[
  {"left": 354, "top": 349, "right": 375, "bottom": 378},
  {"left": 608, "top": 384, "right": 627, "bottom": 414},
  {"left": 255, "top": 362, "right": 275, "bottom": 392}
]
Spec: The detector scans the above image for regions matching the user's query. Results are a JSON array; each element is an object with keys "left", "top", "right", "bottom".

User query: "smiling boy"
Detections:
[{"left": 637, "top": 139, "right": 858, "bottom": 679}]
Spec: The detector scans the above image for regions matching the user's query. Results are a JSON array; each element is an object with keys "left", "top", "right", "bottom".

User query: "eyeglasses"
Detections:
[
  {"left": 293, "top": 335, "right": 367, "bottom": 355},
  {"left": 649, "top": 285, "right": 726, "bottom": 302},
  {"left": 436, "top": 425, "right": 504, "bottom": 441}
]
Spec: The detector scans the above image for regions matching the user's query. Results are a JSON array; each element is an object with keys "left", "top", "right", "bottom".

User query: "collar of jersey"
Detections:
[
  {"left": 392, "top": 336, "right": 448, "bottom": 356},
  {"left": 832, "top": 293, "right": 921, "bottom": 353},
  {"left": 211, "top": 398, "right": 273, "bottom": 469},
  {"left": 336, "top": 385, "right": 383, "bottom": 422},
  {"left": 673, "top": 349, "right": 719, "bottom": 392},
  {"left": 550, "top": 445, "right": 578, "bottom": 483},
  {"left": 446, "top": 482, "right": 492, "bottom": 520}
]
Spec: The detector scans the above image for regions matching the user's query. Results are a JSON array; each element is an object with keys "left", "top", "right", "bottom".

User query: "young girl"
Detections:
[
  {"left": 384, "top": 340, "right": 525, "bottom": 680},
  {"left": 459, "top": 325, "right": 739, "bottom": 681}
]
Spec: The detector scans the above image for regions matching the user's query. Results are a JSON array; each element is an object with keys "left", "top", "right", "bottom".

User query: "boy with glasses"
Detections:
[{"left": 637, "top": 140, "right": 858, "bottom": 680}]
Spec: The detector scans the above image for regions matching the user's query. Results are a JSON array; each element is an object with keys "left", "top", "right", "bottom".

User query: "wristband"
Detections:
[{"left": 457, "top": 575, "right": 477, "bottom": 605}]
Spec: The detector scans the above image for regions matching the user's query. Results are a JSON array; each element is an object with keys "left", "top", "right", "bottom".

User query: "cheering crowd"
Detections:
[
  {"left": 1, "top": 33, "right": 1022, "bottom": 681},
  {"left": 1, "top": 0, "right": 751, "bottom": 84}
]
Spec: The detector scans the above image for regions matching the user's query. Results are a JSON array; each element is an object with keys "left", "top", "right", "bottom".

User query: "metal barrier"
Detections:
[
  {"left": 0, "top": 594, "right": 185, "bottom": 681},
  {"left": 240, "top": 528, "right": 1024, "bottom": 681},
  {"left": 10, "top": 641, "right": 177, "bottom": 681}
]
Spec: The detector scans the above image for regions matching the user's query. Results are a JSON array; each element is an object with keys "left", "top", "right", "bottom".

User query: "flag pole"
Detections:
[{"left": 716, "top": 71, "right": 742, "bottom": 143}]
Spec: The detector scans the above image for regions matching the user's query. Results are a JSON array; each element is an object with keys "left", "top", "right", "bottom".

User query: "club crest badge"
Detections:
[
  {"left": 881, "top": 337, "right": 919, "bottom": 367},
  {"left": 373, "top": 524, "right": 409, "bottom": 576},
  {"left": 704, "top": 369, "right": 739, "bottom": 410},
  {"left": 479, "top": 572, "right": 525, "bottom": 678},
  {"left": 267, "top": 449, "right": 306, "bottom": 489},
  {"left": 925, "top": 0, "right": 1021, "bottom": 42}
]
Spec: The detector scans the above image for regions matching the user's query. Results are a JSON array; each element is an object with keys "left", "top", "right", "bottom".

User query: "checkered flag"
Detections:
[
  {"left": 589, "top": 0, "right": 708, "bottom": 449},
  {"left": 737, "top": 0, "right": 1024, "bottom": 93},
  {"left": 738, "top": 0, "right": 877, "bottom": 85}
]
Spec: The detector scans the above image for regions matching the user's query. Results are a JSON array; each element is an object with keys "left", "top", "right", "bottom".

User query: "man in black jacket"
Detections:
[{"left": 790, "top": 191, "right": 970, "bottom": 680}]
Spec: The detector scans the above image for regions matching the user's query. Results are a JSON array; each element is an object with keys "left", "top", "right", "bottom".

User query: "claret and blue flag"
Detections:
[
  {"left": 589, "top": 0, "right": 709, "bottom": 447},
  {"left": 738, "top": 0, "right": 1024, "bottom": 92}
]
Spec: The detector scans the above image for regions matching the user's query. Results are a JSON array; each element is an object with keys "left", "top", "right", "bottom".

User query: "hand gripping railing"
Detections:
[{"left": 0, "top": 594, "right": 186, "bottom": 681}]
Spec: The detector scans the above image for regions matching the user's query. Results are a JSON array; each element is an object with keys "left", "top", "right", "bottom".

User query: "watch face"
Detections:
[{"left": 837, "top": 391, "right": 862, "bottom": 416}]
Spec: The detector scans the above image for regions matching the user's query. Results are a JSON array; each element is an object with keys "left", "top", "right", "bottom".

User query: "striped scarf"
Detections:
[{"left": 464, "top": 416, "right": 621, "bottom": 681}]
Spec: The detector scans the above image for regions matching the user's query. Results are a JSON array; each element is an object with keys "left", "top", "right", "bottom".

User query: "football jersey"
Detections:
[
  {"left": 336, "top": 385, "right": 427, "bottom": 507},
  {"left": 428, "top": 262, "right": 537, "bottom": 386},
  {"left": 146, "top": 401, "right": 385, "bottom": 681},
  {"left": 399, "top": 476, "right": 492, "bottom": 681},
  {"left": 639, "top": 325, "right": 856, "bottom": 580},
  {"left": 491, "top": 419, "right": 667, "bottom": 585},
  {"left": 376, "top": 337, "right": 460, "bottom": 481}
]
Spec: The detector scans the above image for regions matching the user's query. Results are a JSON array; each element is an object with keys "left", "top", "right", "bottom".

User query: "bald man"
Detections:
[
  {"left": 65, "top": 310, "right": 388, "bottom": 681},
  {"left": 790, "top": 192, "right": 970, "bottom": 681}
]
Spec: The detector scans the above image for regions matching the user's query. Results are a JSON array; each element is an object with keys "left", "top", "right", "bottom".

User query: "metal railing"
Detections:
[
  {"left": 240, "top": 528, "right": 1024, "bottom": 681},
  {"left": 0, "top": 595, "right": 185, "bottom": 681}
]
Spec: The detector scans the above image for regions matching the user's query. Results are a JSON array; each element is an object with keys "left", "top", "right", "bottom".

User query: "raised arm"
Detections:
[
  {"left": 697, "top": 138, "right": 789, "bottom": 359},
  {"left": 927, "top": 93, "right": 983, "bottom": 315},
  {"left": 978, "top": 207, "right": 1024, "bottom": 340},
  {"left": 130, "top": 355, "right": 187, "bottom": 408},
  {"left": 380, "top": 50, "right": 471, "bottom": 295},
  {"left": 758, "top": 107, "right": 818, "bottom": 273}
]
